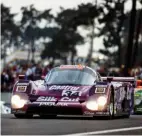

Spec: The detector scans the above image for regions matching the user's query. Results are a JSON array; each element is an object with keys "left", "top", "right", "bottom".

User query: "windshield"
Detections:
[{"left": 45, "top": 68, "right": 97, "bottom": 85}]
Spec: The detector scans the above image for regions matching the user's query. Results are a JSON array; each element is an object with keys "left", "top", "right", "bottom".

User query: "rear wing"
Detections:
[{"left": 102, "top": 77, "right": 136, "bottom": 84}]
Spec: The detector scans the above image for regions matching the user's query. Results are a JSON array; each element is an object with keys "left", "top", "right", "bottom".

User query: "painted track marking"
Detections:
[{"left": 65, "top": 126, "right": 142, "bottom": 135}]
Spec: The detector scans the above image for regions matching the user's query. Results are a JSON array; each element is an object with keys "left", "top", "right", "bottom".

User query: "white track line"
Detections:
[{"left": 65, "top": 126, "right": 142, "bottom": 135}]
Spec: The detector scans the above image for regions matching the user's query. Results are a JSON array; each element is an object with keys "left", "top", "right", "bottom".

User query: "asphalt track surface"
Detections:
[{"left": 1, "top": 114, "right": 142, "bottom": 135}]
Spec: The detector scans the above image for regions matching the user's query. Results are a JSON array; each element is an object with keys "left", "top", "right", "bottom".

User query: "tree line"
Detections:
[{"left": 1, "top": 0, "right": 142, "bottom": 69}]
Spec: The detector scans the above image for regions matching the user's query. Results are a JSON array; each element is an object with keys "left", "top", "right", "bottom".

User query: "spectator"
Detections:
[
  {"left": 42, "top": 63, "right": 53, "bottom": 76},
  {"left": 25, "top": 64, "right": 33, "bottom": 80},
  {"left": 34, "top": 63, "right": 43, "bottom": 80}
]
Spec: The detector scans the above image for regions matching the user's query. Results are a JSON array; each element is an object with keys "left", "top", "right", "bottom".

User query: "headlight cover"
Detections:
[
  {"left": 11, "top": 95, "right": 27, "bottom": 108},
  {"left": 86, "top": 101, "right": 98, "bottom": 111},
  {"left": 97, "top": 96, "right": 107, "bottom": 106}
]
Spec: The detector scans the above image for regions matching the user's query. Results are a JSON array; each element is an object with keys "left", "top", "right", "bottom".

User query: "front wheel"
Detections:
[
  {"left": 108, "top": 87, "right": 115, "bottom": 119},
  {"left": 14, "top": 114, "right": 33, "bottom": 119},
  {"left": 108, "top": 102, "right": 114, "bottom": 119}
]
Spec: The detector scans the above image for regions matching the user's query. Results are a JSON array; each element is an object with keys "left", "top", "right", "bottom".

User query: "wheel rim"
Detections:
[{"left": 109, "top": 103, "right": 113, "bottom": 115}]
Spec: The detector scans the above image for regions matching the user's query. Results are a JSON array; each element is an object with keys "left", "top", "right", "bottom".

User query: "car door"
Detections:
[{"left": 119, "top": 85, "right": 132, "bottom": 114}]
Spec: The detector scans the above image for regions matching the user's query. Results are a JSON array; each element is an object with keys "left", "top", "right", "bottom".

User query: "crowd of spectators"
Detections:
[
  {"left": 1, "top": 62, "right": 53, "bottom": 92},
  {"left": 1, "top": 61, "right": 142, "bottom": 92},
  {"left": 130, "top": 67, "right": 142, "bottom": 79}
]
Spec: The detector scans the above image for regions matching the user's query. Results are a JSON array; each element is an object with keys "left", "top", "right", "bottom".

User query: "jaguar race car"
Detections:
[
  {"left": 11, "top": 65, "right": 135, "bottom": 119},
  {"left": 134, "top": 80, "right": 142, "bottom": 114}
]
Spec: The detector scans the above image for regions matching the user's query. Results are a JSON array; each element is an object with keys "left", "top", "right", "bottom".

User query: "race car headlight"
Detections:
[
  {"left": 11, "top": 95, "right": 27, "bottom": 108},
  {"left": 97, "top": 96, "right": 107, "bottom": 106},
  {"left": 86, "top": 101, "right": 98, "bottom": 111}
]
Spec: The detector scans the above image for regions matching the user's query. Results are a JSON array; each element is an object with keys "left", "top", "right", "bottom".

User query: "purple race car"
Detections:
[{"left": 11, "top": 65, "right": 135, "bottom": 119}]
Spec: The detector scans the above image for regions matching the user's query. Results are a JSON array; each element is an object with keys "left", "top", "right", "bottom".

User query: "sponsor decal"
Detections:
[
  {"left": 84, "top": 111, "right": 94, "bottom": 115},
  {"left": 81, "top": 86, "right": 92, "bottom": 91},
  {"left": 60, "top": 97, "right": 79, "bottom": 102},
  {"left": 16, "top": 86, "right": 27, "bottom": 92},
  {"left": 95, "top": 112, "right": 109, "bottom": 115},
  {"left": 115, "top": 90, "right": 119, "bottom": 101},
  {"left": 39, "top": 102, "right": 55, "bottom": 106},
  {"left": 17, "top": 83, "right": 29, "bottom": 86},
  {"left": 112, "top": 82, "right": 122, "bottom": 88},
  {"left": 49, "top": 85, "right": 79, "bottom": 91},
  {"left": 57, "top": 102, "right": 68, "bottom": 106},
  {"left": 95, "top": 88, "right": 105, "bottom": 93},
  {"left": 60, "top": 65, "right": 83, "bottom": 69},
  {"left": 119, "top": 87, "right": 125, "bottom": 101},
  {"left": 62, "top": 90, "right": 82, "bottom": 97},
  {"left": 36, "top": 96, "right": 57, "bottom": 102},
  {"left": 95, "top": 112, "right": 103, "bottom": 114},
  {"left": 39, "top": 102, "right": 68, "bottom": 106},
  {"left": 36, "top": 96, "right": 79, "bottom": 102},
  {"left": 117, "top": 103, "right": 121, "bottom": 110},
  {"left": 127, "top": 89, "right": 132, "bottom": 100},
  {"left": 36, "top": 102, "right": 68, "bottom": 106}
]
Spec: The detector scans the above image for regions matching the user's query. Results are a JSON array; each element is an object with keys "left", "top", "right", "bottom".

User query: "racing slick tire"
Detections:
[
  {"left": 108, "top": 102, "right": 114, "bottom": 119},
  {"left": 108, "top": 88, "right": 115, "bottom": 119},
  {"left": 14, "top": 114, "right": 33, "bottom": 119},
  {"left": 39, "top": 114, "right": 57, "bottom": 119}
]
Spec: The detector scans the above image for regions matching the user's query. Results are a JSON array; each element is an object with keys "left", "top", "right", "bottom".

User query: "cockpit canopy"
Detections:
[{"left": 45, "top": 65, "right": 101, "bottom": 85}]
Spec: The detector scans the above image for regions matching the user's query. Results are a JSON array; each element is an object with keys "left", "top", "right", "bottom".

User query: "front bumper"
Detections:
[{"left": 11, "top": 101, "right": 108, "bottom": 116}]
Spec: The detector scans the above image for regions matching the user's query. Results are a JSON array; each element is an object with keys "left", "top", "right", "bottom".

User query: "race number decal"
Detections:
[
  {"left": 62, "top": 90, "right": 82, "bottom": 97},
  {"left": 95, "top": 88, "right": 105, "bottom": 93},
  {"left": 16, "top": 86, "right": 27, "bottom": 92}
]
